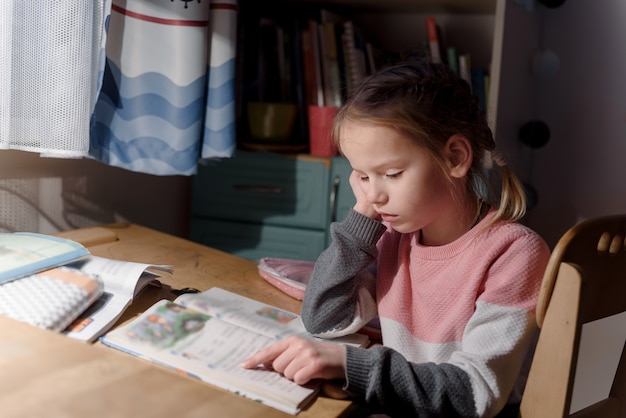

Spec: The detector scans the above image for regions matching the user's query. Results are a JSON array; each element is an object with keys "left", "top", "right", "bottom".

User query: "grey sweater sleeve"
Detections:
[
  {"left": 301, "top": 209, "right": 386, "bottom": 334},
  {"left": 345, "top": 345, "right": 478, "bottom": 418}
]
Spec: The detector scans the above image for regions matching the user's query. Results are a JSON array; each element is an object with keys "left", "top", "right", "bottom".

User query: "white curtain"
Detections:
[
  {"left": 0, "top": 1, "right": 110, "bottom": 157},
  {"left": 90, "top": 0, "right": 238, "bottom": 175},
  {"left": 0, "top": 0, "right": 238, "bottom": 176}
]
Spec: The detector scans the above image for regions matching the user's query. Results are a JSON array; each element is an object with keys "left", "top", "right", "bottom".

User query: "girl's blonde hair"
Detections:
[{"left": 332, "top": 58, "right": 527, "bottom": 225}]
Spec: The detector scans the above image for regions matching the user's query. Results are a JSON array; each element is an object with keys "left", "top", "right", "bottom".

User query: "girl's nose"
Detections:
[{"left": 366, "top": 181, "right": 386, "bottom": 204}]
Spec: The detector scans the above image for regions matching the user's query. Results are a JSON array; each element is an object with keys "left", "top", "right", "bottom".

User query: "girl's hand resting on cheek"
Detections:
[
  {"left": 240, "top": 336, "right": 347, "bottom": 385},
  {"left": 349, "top": 170, "right": 381, "bottom": 221}
]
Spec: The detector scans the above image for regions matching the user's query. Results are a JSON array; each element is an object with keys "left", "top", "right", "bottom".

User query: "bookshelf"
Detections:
[
  {"left": 288, "top": 0, "right": 512, "bottom": 145},
  {"left": 236, "top": 0, "right": 539, "bottom": 167},
  {"left": 189, "top": 0, "right": 541, "bottom": 260},
  {"left": 266, "top": 0, "right": 496, "bottom": 14}
]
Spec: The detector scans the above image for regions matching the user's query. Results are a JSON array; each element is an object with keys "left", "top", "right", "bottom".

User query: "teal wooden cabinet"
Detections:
[{"left": 190, "top": 151, "right": 354, "bottom": 261}]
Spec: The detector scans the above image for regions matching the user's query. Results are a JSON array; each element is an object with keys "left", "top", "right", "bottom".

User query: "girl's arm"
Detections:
[{"left": 300, "top": 209, "right": 386, "bottom": 337}]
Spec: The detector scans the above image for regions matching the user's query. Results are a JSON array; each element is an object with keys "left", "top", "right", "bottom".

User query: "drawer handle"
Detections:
[
  {"left": 232, "top": 184, "right": 284, "bottom": 194},
  {"left": 329, "top": 175, "right": 340, "bottom": 223}
]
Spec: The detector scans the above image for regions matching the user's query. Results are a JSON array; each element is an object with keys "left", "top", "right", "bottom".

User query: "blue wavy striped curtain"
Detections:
[{"left": 90, "top": 0, "right": 238, "bottom": 176}]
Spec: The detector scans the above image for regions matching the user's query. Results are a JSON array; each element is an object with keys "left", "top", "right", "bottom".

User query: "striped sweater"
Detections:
[{"left": 301, "top": 209, "right": 550, "bottom": 417}]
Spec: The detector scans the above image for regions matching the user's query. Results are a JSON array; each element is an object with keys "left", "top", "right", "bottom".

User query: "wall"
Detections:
[
  {"left": 0, "top": 150, "right": 190, "bottom": 237},
  {"left": 523, "top": 0, "right": 626, "bottom": 246}
]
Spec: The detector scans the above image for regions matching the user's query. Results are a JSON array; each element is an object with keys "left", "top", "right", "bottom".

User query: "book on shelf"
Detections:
[
  {"left": 319, "top": 8, "right": 345, "bottom": 107},
  {"left": 316, "top": 20, "right": 332, "bottom": 106},
  {"left": 458, "top": 53, "right": 472, "bottom": 86},
  {"left": 300, "top": 22, "right": 324, "bottom": 106},
  {"left": 365, "top": 41, "right": 377, "bottom": 75},
  {"left": 342, "top": 20, "right": 366, "bottom": 94},
  {"left": 0, "top": 231, "right": 90, "bottom": 284},
  {"left": 256, "top": 18, "right": 285, "bottom": 102},
  {"left": 425, "top": 16, "right": 442, "bottom": 64},
  {"left": 471, "top": 67, "right": 488, "bottom": 111},
  {"left": 291, "top": 18, "right": 309, "bottom": 142},
  {"left": 320, "top": 21, "right": 343, "bottom": 107},
  {"left": 101, "top": 287, "right": 369, "bottom": 415},
  {"left": 446, "top": 46, "right": 459, "bottom": 75},
  {"left": 273, "top": 19, "right": 297, "bottom": 104},
  {"left": 63, "top": 255, "right": 172, "bottom": 342},
  {"left": 304, "top": 19, "right": 325, "bottom": 106}
]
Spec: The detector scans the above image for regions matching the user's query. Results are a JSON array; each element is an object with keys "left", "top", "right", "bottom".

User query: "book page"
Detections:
[
  {"left": 63, "top": 256, "right": 171, "bottom": 342},
  {"left": 101, "top": 300, "right": 317, "bottom": 414},
  {"left": 176, "top": 287, "right": 307, "bottom": 339},
  {"left": 175, "top": 287, "right": 369, "bottom": 347},
  {"left": 68, "top": 255, "right": 171, "bottom": 297}
]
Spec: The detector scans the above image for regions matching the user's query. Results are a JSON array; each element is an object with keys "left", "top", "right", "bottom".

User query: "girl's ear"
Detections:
[{"left": 445, "top": 134, "right": 473, "bottom": 178}]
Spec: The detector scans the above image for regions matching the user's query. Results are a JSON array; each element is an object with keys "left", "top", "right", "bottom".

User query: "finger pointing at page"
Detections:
[{"left": 241, "top": 336, "right": 347, "bottom": 385}]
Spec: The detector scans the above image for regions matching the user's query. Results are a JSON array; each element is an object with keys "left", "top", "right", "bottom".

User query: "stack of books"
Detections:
[{"left": 0, "top": 232, "right": 171, "bottom": 341}]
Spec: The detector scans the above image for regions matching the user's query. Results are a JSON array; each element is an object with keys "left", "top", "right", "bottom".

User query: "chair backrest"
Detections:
[{"left": 520, "top": 215, "right": 626, "bottom": 418}]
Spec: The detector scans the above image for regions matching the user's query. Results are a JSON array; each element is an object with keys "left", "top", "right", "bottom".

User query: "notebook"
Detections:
[
  {"left": 0, "top": 232, "right": 89, "bottom": 284},
  {"left": 0, "top": 266, "right": 103, "bottom": 332}
]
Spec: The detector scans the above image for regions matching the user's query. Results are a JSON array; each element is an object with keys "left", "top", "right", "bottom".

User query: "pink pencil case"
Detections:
[{"left": 257, "top": 257, "right": 314, "bottom": 300}]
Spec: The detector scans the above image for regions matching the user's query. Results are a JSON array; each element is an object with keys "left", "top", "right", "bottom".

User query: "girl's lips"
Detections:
[{"left": 379, "top": 213, "right": 398, "bottom": 222}]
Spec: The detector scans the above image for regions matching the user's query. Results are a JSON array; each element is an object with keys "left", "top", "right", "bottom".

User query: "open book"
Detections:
[
  {"left": 0, "top": 232, "right": 89, "bottom": 284},
  {"left": 63, "top": 256, "right": 172, "bottom": 342},
  {"left": 101, "top": 287, "right": 368, "bottom": 415}
]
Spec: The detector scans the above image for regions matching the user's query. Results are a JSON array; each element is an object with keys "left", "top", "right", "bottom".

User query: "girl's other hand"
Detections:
[
  {"left": 240, "top": 336, "right": 347, "bottom": 385},
  {"left": 349, "top": 170, "right": 381, "bottom": 220}
]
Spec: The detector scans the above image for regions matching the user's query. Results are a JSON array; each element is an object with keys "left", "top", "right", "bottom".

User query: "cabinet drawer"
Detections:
[
  {"left": 192, "top": 152, "right": 330, "bottom": 230},
  {"left": 190, "top": 218, "right": 327, "bottom": 261}
]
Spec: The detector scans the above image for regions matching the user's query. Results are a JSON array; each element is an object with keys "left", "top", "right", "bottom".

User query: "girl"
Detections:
[{"left": 242, "top": 58, "right": 551, "bottom": 418}]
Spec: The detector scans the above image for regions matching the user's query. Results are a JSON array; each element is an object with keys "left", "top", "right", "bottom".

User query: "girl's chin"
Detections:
[{"left": 387, "top": 223, "right": 418, "bottom": 234}]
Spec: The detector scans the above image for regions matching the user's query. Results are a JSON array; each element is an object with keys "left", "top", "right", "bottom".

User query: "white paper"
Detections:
[{"left": 570, "top": 310, "right": 626, "bottom": 413}]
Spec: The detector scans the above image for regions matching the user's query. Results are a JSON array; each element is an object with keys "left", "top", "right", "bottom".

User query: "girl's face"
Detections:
[{"left": 340, "top": 121, "right": 470, "bottom": 246}]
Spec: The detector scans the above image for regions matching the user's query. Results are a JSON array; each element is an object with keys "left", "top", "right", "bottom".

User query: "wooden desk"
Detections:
[{"left": 0, "top": 223, "right": 355, "bottom": 418}]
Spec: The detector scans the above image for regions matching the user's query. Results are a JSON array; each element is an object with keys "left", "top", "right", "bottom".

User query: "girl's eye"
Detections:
[
  {"left": 386, "top": 172, "right": 402, "bottom": 179},
  {"left": 359, "top": 176, "right": 369, "bottom": 182}
]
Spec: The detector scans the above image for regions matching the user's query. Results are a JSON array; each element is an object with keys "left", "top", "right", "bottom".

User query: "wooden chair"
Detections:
[{"left": 520, "top": 215, "right": 626, "bottom": 417}]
